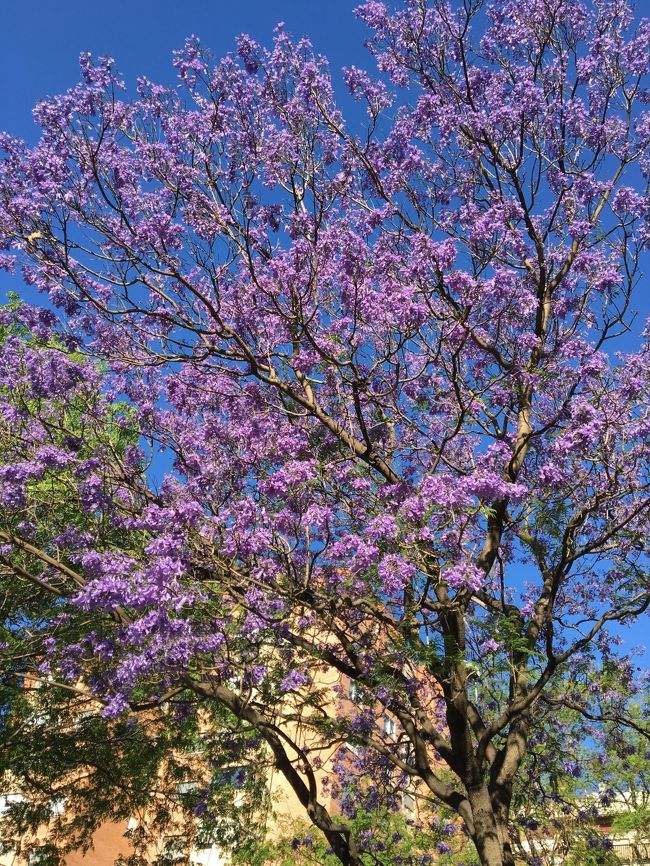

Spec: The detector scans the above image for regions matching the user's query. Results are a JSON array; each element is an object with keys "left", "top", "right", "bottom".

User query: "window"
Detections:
[
  {"left": 215, "top": 766, "right": 246, "bottom": 787},
  {"left": 173, "top": 781, "right": 200, "bottom": 811},
  {"left": 190, "top": 846, "right": 223, "bottom": 866},
  {"left": 174, "top": 781, "right": 199, "bottom": 795},
  {"left": 28, "top": 848, "right": 57, "bottom": 866},
  {"left": 348, "top": 680, "right": 361, "bottom": 702},
  {"left": 213, "top": 766, "right": 247, "bottom": 808},
  {"left": 401, "top": 790, "right": 416, "bottom": 816},
  {"left": 49, "top": 797, "right": 66, "bottom": 817},
  {"left": 161, "top": 837, "right": 186, "bottom": 864},
  {"left": 0, "top": 793, "right": 24, "bottom": 814},
  {"left": 383, "top": 715, "right": 396, "bottom": 738}
]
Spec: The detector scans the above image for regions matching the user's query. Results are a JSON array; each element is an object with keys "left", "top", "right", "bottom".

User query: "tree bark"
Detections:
[{"left": 467, "top": 785, "right": 508, "bottom": 866}]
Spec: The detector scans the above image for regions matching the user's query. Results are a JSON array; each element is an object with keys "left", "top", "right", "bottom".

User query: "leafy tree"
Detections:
[
  {"left": 1, "top": 2, "right": 650, "bottom": 865},
  {"left": 508, "top": 689, "right": 650, "bottom": 866},
  {"left": 563, "top": 839, "right": 621, "bottom": 866},
  {"left": 589, "top": 707, "right": 650, "bottom": 866},
  {"left": 0, "top": 323, "right": 269, "bottom": 864},
  {"left": 256, "top": 808, "right": 474, "bottom": 866}
]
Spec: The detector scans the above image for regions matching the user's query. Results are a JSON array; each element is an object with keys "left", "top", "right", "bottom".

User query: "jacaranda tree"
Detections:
[
  {"left": 0, "top": 315, "right": 272, "bottom": 866},
  {"left": 508, "top": 685, "right": 650, "bottom": 865},
  {"left": 1, "top": 1, "right": 650, "bottom": 864}
]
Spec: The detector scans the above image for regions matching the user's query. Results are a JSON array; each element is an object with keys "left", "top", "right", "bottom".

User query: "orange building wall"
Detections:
[{"left": 64, "top": 821, "right": 132, "bottom": 866}]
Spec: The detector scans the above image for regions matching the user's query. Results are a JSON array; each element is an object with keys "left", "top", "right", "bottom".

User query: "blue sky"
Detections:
[{"left": 1, "top": 0, "right": 369, "bottom": 143}]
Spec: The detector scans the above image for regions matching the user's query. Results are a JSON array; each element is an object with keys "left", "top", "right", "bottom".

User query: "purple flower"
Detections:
[{"left": 280, "top": 670, "right": 310, "bottom": 693}]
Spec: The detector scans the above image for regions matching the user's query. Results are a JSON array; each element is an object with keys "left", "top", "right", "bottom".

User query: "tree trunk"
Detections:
[{"left": 467, "top": 786, "right": 510, "bottom": 866}]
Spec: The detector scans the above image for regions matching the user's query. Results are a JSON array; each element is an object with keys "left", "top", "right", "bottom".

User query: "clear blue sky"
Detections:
[{"left": 1, "top": 0, "right": 368, "bottom": 143}]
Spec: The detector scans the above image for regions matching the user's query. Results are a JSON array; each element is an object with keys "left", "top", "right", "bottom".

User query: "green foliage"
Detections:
[
  {"left": 0, "top": 685, "right": 271, "bottom": 864},
  {"left": 241, "top": 806, "right": 474, "bottom": 866},
  {"left": 0, "top": 320, "right": 272, "bottom": 863},
  {"left": 563, "top": 838, "right": 622, "bottom": 866},
  {"left": 612, "top": 806, "right": 650, "bottom": 834}
]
